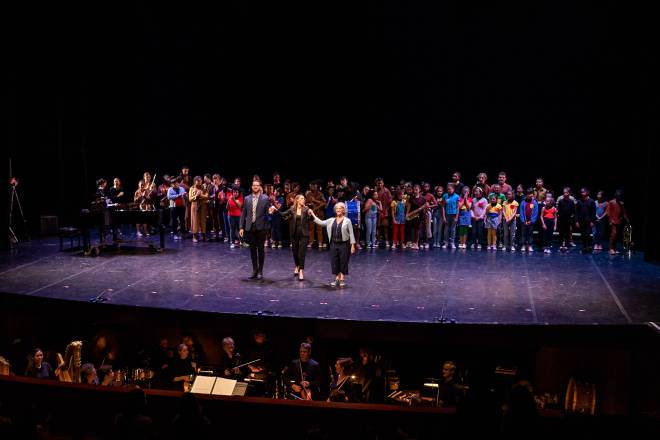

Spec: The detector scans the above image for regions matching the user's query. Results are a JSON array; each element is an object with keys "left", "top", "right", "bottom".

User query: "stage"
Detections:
[{"left": 1, "top": 235, "right": 659, "bottom": 326}]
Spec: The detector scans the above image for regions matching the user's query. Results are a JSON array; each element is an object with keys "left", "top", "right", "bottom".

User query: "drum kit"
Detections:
[{"left": 112, "top": 368, "right": 155, "bottom": 388}]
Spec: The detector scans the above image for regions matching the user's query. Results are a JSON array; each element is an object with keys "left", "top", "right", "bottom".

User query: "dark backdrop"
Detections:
[{"left": 6, "top": 1, "right": 656, "bottom": 245}]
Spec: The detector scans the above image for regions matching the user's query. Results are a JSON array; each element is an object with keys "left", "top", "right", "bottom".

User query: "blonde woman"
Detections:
[
  {"left": 189, "top": 176, "right": 209, "bottom": 243},
  {"left": 309, "top": 202, "right": 356, "bottom": 287},
  {"left": 269, "top": 194, "right": 312, "bottom": 281}
]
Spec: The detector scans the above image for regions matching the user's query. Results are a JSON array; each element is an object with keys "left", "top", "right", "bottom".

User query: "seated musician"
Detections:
[
  {"left": 81, "top": 363, "right": 99, "bottom": 385},
  {"left": 24, "top": 348, "right": 54, "bottom": 380},
  {"left": 245, "top": 329, "right": 273, "bottom": 381},
  {"left": 98, "top": 364, "right": 116, "bottom": 386},
  {"left": 356, "top": 347, "right": 383, "bottom": 403},
  {"left": 437, "top": 360, "right": 459, "bottom": 407},
  {"left": 328, "top": 357, "right": 362, "bottom": 403},
  {"left": 284, "top": 342, "right": 321, "bottom": 400},
  {"left": 166, "top": 344, "right": 196, "bottom": 391},
  {"left": 219, "top": 337, "right": 241, "bottom": 380}
]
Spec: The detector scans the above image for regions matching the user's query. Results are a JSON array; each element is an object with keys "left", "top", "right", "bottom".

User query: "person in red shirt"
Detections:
[
  {"left": 226, "top": 185, "right": 244, "bottom": 248},
  {"left": 541, "top": 197, "right": 557, "bottom": 253}
]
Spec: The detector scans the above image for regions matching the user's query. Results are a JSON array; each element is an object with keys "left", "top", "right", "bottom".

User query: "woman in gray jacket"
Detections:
[{"left": 309, "top": 202, "right": 356, "bottom": 287}]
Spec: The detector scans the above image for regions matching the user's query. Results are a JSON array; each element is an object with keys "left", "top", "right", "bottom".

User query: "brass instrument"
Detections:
[{"left": 406, "top": 204, "right": 427, "bottom": 221}]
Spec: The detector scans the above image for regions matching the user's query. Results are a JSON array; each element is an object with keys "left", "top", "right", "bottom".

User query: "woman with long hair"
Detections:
[
  {"left": 188, "top": 176, "right": 209, "bottom": 243},
  {"left": 270, "top": 194, "right": 312, "bottom": 281}
]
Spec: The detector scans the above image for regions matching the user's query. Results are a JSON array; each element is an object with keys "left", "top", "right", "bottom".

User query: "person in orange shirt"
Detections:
[{"left": 605, "top": 189, "right": 629, "bottom": 255}]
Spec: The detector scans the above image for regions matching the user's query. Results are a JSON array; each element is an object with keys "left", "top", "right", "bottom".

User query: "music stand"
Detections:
[{"left": 8, "top": 159, "right": 28, "bottom": 245}]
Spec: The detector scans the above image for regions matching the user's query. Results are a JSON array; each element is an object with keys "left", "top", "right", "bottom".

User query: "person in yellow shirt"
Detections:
[
  {"left": 502, "top": 190, "right": 519, "bottom": 252},
  {"left": 485, "top": 194, "right": 503, "bottom": 250}
]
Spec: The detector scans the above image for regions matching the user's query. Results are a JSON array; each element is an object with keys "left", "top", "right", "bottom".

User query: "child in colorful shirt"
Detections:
[
  {"left": 390, "top": 190, "right": 408, "bottom": 249},
  {"left": 502, "top": 190, "right": 519, "bottom": 252},
  {"left": 520, "top": 188, "right": 539, "bottom": 252},
  {"left": 471, "top": 187, "right": 487, "bottom": 249},
  {"left": 541, "top": 197, "right": 557, "bottom": 253},
  {"left": 485, "top": 194, "right": 503, "bottom": 251},
  {"left": 442, "top": 184, "right": 460, "bottom": 249},
  {"left": 457, "top": 186, "right": 472, "bottom": 249}
]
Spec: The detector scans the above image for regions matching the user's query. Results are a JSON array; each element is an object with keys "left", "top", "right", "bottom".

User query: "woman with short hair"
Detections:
[{"left": 309, "top": 203, "right": 356, "bottom": 287}]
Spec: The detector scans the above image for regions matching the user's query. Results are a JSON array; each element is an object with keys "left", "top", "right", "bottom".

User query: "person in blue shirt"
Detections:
[
  {"left": 442, "top": 183, "right": 460, "bottom": 249},
  {"left": 519, "top": 188, "right": 539, "bottom": 252}
]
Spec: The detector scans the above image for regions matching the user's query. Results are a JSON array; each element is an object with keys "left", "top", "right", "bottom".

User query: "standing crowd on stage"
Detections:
[{"left": 95, "top": 168, "right": 630, "bottom": 256}]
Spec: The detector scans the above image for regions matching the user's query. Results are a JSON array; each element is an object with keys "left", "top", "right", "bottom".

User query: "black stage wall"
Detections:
[{"left": 6, "top": 2, "right": 655, "bottom": 242}]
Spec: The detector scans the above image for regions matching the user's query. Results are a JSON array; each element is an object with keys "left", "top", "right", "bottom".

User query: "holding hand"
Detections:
[{"left": 268, "top": 206, "right": 276, "bottom": 215}]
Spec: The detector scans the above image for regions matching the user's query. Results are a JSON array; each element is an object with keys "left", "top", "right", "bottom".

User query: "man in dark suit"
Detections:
[{"left": 240, "top": 180, "right": 271, "bottom": 279}]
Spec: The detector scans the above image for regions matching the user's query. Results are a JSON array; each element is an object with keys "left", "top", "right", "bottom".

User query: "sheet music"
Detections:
[
  {"left": 190, "top": 376, "right": 216, "bottom": 394},
  {"left": 211, "top": 377, "right": 237, "bottom": 396}
]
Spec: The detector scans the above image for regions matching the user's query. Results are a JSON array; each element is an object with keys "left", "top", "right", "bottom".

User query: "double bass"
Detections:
[{"left": 298, "top": 360, "right": 312, "bottom": 400}]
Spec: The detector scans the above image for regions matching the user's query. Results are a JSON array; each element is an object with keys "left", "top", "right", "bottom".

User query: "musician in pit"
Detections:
[
  {"left": 284, "top": 342, "right": 321, "bottom": 400},
  {"left": 437, "top": 361, "right": 459, "bottom": 407},
  {"left": 309, "top": 202, "right": 356, "bottom": 288},
  {"left": 327, "top": 357, "right": 362, "bottom": 403},
  {"left": 81, "top": 363, "right": 99, "bottom": 385},
  {"left": 245, "top": 330, "right": 273, "bottom": 381},
  {"left": 219, "top": 337, "right": 241, "bottom": 380},
  {"left": 25, "top": 348, "right": 54, "bottom": 380},
  {"left": 166, "top": 344, "right": 196, "bottom": 391}
]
